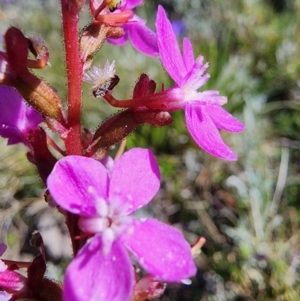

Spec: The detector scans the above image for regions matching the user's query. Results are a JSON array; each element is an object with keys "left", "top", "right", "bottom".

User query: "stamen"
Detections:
[
  {"left": 87, "top": 186, "right": 109, "bottom": 216},
  {"left": 102, "top": 228, "right": 115, "bottom": 254}
]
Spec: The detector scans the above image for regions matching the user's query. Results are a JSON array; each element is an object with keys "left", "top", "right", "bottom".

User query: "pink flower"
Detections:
[
  {"left": 107, "top": 0, "right": 158, "bottom": 56},
  {"left": 155, "top": 6, "right": 244, "bottom": 160},
  {"left": 0, "top": 243, "right": 26, "bottom": 297},
  {"left": 0, "top": 86, "right": 43, "bottom": 148},
  {"left": 47, "top": 148, "right": 196, "bottom": 301}
]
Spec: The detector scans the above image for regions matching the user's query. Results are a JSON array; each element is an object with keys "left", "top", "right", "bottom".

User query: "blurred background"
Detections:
[{"left": 1, "top": 0, "right": 300, "bottom": 300}]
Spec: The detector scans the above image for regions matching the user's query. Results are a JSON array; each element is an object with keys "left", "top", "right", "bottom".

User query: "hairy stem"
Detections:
[{"left": 61, "top": 0, "right": 83, "bottom": 156}]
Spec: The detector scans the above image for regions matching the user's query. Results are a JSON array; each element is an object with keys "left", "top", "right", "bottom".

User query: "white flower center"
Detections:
[{"left": 78, "top": 186, "right": 133, "bottom": 254}]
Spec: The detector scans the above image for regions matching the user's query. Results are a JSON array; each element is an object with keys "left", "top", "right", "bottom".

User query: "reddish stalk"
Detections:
[
  {"left": 103, "top": 87, "right": 183, "bottom": 110},
  {"left": 60, "top": 0, "right": 83, "bottom": 156},
  {"left": 60, "top": 0, "right": 83, "bottom": 255}
]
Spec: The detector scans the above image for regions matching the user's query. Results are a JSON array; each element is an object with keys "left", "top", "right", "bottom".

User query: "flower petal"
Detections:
[
  {"left": 0, "top": 86, "right": 42, "bottom": 146},
  {"left": 205, "top": 104, "right": 245, "bottom": 132},
  {"left": 123, "top": 0, "right": 144, "bottom": 10},
  {"left": 0, "top": 86, "right": 25, "bottom": 128},
  {"left": 25, "top": 106, "right": 43, "bottom": 130},
  {"left": 182, "top": 38, "right": 194, "bottom": 71},
  {"left": 181, "top": 56, "right": 209, "bottom": 90},
  {"left": 156, "top": 6, "right": 186, "bottom": 85},
  {"left": 47, "top": 156, "right": 109, "bottom": 216},
  {"left": 0, "top": 270, "right": 26, "bottom": 291},
  {"left": 129, "top": 22, "right": 158, "bottom": 57},
  {"left": 107, "top": 29, "right": 129, "bottom": 46},
  {"left": 185, "top": 103, "right": 238, "bottom": 160},
  {"left": 0, "top": 86, "right": 26, "bottom": 143},
  {"left": 124, "top": 218, "right": 196, "bottom": 282},
  {"left": 64, "top": 236, "right": 134, "bottom": 301},
  {"left": 109, "top": 148, "right": 160, "bottom": 214}
]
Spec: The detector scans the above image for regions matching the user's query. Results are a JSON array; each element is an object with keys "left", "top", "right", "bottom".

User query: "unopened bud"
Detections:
[
  {"left": 80, "top": 23, "right": 109, "bottom": 71},
  {"left": 133, "top": 110, "right": 173, "bottom": 126},
  {"left": 88, "top": 110, "right": 139, "bottom": 152},
  {"left": 14, "top": 73, "right": 65, "bottom": 122},
  {"left": 107, "top": 26, "right": 125, "bottom": 39},
  {"left": 133, "top": 73, "right": 156, "bottom": 98},
  {"left": 4, "top": 27, "right": 65, "bottom": 122},
  {"left": 4, "top": 27, "right": 28, "bottom": 73},
  {"left": 87, "top": 109, "right": 172, "bottom": 155}
]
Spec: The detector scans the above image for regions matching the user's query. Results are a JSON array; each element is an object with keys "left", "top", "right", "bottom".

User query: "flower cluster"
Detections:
[{"left": 0, "top": 1, "right": 244, "bottom": 301}]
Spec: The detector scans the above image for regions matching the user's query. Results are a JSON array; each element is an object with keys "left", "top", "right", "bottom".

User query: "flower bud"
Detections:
[
  {"left": 80, "top": 23, "right": 109, "bottom": 71},
  {"left": 3, "top": 27, "right": 66, "bottom": 123},
  {"left": 133, "top": 110, "right": 173, "bottom": 126},
  {"left": 86, "top": 108, "right": 172, "bottom": 155}
]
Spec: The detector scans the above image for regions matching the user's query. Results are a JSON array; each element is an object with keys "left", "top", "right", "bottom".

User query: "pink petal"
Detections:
[
  {"left": 185, "top": 103, "right": 238, "bottom": 161},
  {"left": 205, "top": 104, "right": 245, "bottom": 132},
  {"left": 107, "top": 30, "right": 128, "bottom": 46},
  {"left": 47, "top": 156, "right": 109, "bottom": 216},
  {"left": 155, "top": 6, "right": 186, "bottom": 85},
  {"left": 0, "top": 270, "right": 26, "bottom": 291},
  {"left": 64, "top": 236, "right": 134, "bottom": 301},
  {"left": 0, "top": 86, "right": 26, "bottom": 144},
  {"left": 124, "top": 218, "right": 197, "bottom": 282},
  {"left": 182, "top": 38, "right": 194, "bottom": 71},
  {"left": 25, "top": 106, "right": 43, "bottom": 130},
  {"left": 109, "top": 148, "right": 160, "bottom": 214},
  {"left": 0, "top": 86, "right": 25, "bottom": 129},
  {"left": 129, "top": 22, "right": 158, "bottom": 57},
  {"left": 0, "top": 86, "right": 42, "bottom": 146},
  {"left": 124, "top": 0, "right": 144, "bottom": 10},
  {"left": 100, "top": 155, "right": 114, "bottom": 174},
  {"left": 181, "top": 57, "right": 209, "bottom": 89}
]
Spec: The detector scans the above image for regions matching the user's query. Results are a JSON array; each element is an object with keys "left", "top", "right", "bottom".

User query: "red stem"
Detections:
[
  {"left": 61, "top": 0, "right": 83, "bottom": 156},
  {"left": 60, "top": 0, "right": 83, "bottom": 255}
]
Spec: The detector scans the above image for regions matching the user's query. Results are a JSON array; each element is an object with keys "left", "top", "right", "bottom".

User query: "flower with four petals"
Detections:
[{"left": 47, "top": 148, "right": 196, "bottom": 301}]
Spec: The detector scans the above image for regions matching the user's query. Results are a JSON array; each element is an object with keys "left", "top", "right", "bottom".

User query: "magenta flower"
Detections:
[
  {"left": 107, "top": 0, "right": 158, "bottom": 56},
  {"left": 0, "top": 86, "right": 43, "bottom": 147},
  {"left": 155, "top": 6, "right": 244, "bottom": 160},
  {"left": 0, "top": 243, "right": 26, "bottom": 297},
  {"left": 47, "top": 148, "right": 196, "bottom": 301}
]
